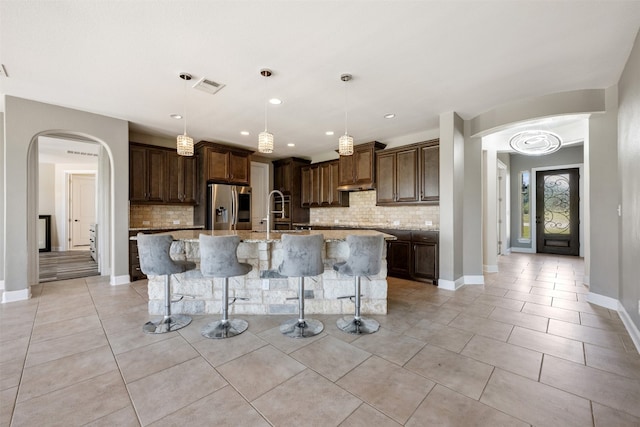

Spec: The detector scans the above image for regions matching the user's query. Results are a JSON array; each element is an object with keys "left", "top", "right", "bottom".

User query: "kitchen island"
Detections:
[{"left": 138, "top": 229, "right": 395, "bottom": 316}]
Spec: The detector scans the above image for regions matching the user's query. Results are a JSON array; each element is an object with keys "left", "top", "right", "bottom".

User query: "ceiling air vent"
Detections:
[{"left": 192, "top": 77, "right": 225, "bottom": 95}]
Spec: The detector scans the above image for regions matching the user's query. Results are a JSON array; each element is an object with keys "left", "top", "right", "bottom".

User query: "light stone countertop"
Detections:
[
  {"left": 129, "top": 225, "right": 205, "bottom": 232},
  {"left": 293, "top": 222, "right": 439, "bottom": 232},
  {"left": 133, "top": 229, "right": 397, "bottom": 243}
]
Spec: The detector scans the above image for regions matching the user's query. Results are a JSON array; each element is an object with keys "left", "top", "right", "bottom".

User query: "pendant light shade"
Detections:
[
  {"left": 258, "top": 131, "right": 274, "bottom": 154},
  {"left": 339, "top": 73, "right": 354, "bottom": 156},
  {"left": 177, "top": 73, "right": 194, "bottom": 156},
  {"left": 258, "top": 68, "right": 274, "bottom": 154},
  {"left": 338, "top": 134, "right": 354, "bottom": 156}
]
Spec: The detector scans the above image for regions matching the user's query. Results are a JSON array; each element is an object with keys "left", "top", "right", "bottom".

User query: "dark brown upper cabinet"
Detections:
[
  {"left": 129, "top": 143, "right": 198, "bottom": 205},
  {"left": 301, "top": 160, "right": 349, "bottom": 208},
  {"left": 376, "top": 139, "right": 439, "bottom": 205},
  {"left": 130, "top": 144, "right": 166, "bottom": 203},
  {"left": 200, "top": 142, "right": 252, "bottom": 186},
  {"left": 166, "top": 152, "right": 198, "bottom": 204},
  {"left": 273, "top": 157, "right": 310, "bottom": 195},
  {"left": 337, "top": 141, "right": 386, "bottom": 191}
]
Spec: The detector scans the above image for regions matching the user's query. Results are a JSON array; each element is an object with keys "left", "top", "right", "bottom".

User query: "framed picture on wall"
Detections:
[{"left": 38, "top": 215, "right": 51, "bottom": 252}]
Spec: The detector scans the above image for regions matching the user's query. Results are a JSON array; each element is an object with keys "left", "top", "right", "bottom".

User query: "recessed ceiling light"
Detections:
[
  {"left": 269, "top": 98, "right": 282, "bottom": 105},
  {"left": 287, "top": 143, "right": 295, "bottom": 147},
  {"left": 325, "top": 131, "right": 334, "bottom": 136},
  {"left": 240, "top": 131, "right": 250, "bottom": 136},
  {"left": 170, "top": 114, "right": 182, "bottom": 119},
  {"left": 384, "top": 113, "right": 396, "bottom": 119}
]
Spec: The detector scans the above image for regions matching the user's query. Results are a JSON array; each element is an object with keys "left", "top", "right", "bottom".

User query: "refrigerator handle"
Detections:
[{"left": 231, "top": 187, "right": 237, "bottom": 230}]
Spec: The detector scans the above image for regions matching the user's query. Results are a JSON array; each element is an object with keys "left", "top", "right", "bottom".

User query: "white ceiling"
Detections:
[{"left": 1, "top": 1, "right": 639, "bottom": 160}]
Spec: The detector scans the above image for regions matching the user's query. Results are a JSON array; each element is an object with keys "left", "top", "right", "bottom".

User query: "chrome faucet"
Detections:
[{"left": 265, "top": 190, "right": 285, "bottom": 238}]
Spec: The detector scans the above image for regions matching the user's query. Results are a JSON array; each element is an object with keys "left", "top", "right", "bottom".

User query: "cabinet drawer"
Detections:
[{"left": 411, "top": 231, "right": 438, "bottom": 243}]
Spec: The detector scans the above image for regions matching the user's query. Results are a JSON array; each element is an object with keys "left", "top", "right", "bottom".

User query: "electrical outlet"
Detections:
[
  {"left": 393, "top": 220, "right": 400, "bottom": 226},
  {"left": 334, "top": 219, "right": 339, "bottom": 223},
  {"left": 262, "top": 279, "right": 270, "bottom": 290},
  {"left": 142, "top": 221, "right": 150, "bottom": 225},
  {"left": 425, "top": 220, "right": 433, "bottom": 226},
  {"left": 173, "top": 220, "right": 180, "bottom": 225}
]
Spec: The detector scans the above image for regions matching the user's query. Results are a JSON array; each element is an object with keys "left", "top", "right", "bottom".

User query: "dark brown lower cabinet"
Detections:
[{"left": 379, "top": 229, "right": 438, "bottom": 284}]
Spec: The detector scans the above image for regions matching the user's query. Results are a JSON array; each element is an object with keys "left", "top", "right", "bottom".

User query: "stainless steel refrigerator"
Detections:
[{"left": 207, "top": 184, "right": 252, "bottom": 230}]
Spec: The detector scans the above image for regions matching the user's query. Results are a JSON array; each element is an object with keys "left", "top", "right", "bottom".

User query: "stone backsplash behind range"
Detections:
[
  {"left": 310, "top": 190, "right": 439, "bottom": 230},
  {"left": 130, "top": 205, "right": 195, "bottom": 228}
]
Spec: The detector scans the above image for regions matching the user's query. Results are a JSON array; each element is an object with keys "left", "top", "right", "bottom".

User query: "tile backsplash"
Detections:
[
  {"left": 310, "top": 190, "right": 439, "bottom": 230},
  {"left": 130, "top": 205, "right": 194, "bottom": 228}
]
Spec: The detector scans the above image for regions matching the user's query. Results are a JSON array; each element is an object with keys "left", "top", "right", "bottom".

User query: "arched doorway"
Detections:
[{"left": 27, "top": 131, "right": 115, "bottom": 287}]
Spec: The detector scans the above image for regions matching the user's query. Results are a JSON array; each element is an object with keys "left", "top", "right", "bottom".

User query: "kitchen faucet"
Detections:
[{"left": 265, "top": 190, "right": 285, "bottom": 238}]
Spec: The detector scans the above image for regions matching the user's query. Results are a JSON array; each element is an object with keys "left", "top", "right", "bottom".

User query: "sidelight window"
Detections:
[{"left": 519, "top": 171, "right": 531, "bottom": 241}]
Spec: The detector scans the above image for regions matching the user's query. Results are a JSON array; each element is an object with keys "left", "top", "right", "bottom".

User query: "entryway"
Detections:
[{"left": 536, "top": 168, "right": 580, "bottom": 255}]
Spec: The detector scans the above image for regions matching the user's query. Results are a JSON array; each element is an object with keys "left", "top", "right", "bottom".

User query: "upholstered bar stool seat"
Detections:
[
  {"left": 278, "top": 233, "right": 325, "bottom": 338},
  {"left": 199, "top": 234, "right": 252, "bottom": 339},
  {"left": 334, "top": 234, "right": 384, "bottom": 334},
  {"left": 137, "top": 233, "right": 196, "bottom": 334}
]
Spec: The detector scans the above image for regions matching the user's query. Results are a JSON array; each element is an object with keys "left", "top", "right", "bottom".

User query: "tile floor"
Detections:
[{"left": 1, "top": 253, "right": 639, "bottom": 426}]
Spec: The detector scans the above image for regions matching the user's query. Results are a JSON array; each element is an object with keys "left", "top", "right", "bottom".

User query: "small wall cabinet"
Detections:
[
  {"left": 198, "top": 142, "right": 251, "bottom": 185},
  {"left": 337, "top": 141, "right": 386, "bottom": 191},
  {"left": 272, "top": 157, "right": 311, "bottom": 229}
]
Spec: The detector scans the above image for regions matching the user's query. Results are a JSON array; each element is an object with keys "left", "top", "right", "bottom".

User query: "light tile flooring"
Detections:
[{"left": 1, "top": 253, "right": 639, "bottom": 426}]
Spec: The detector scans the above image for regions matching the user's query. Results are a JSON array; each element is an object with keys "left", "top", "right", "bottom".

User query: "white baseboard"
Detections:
[
  {"left": 588, "top": 291, "right": 640, "bottom": 353},
  {"left": 2, "top": 288, "right": 31, "bottom": 303},
  {"left": 438, "top": 277, "right": 465, "bottom": 290},
  {"left": 510, "top": 247, "right": 536, "bottom": 254},
  {"left": 587, "top": 292, "right": 618, "bottom": 310},
  {"left": 110, "top": 275, "right": 131, "bottom": 286},
  {"left": 483, "top": 265, "right": 498, "bottom": 273},
  {"left": 464, "top": 275, "right": 485, "bottom": 285},
  {"left": 618, "top": 302, "right": 640, "bottom": 354}
]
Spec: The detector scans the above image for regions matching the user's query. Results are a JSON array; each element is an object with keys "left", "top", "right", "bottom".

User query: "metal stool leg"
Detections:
[
  {"left": 337, "top": 275, "right": 380, "bottom": 334},
  {"left": 143, "top": 275, "right": 192, "bottom": 334},
  {"left": 280, "top": 277, "right": 323, "bottom": 338},
  {"left": 201, "top": 278, "right": 248, "bottom": 339}
]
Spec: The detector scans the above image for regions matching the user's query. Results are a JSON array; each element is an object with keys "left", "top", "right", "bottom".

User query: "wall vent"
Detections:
[
  {"left": 66, "top": 150, "right": 98, "bottom": 157},
  {"left": 193, "top": 77, "right": 225, "bottom": 95}
]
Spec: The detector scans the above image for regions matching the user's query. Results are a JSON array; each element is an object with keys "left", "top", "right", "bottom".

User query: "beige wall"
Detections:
[{"left": 618, "top": 28, "right": 640, "bottom": 329}]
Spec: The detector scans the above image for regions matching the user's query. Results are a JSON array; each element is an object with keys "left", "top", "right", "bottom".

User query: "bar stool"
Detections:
[
  {"left": 334, "top": 234, "right": 385, "bottom": 334},
  {"left": 199, "top": 234, "right": 252, "bottom": 339},
  {"left": 137, "top": 233, "right": 196, "bottom": 334},
  {"left": 278, "top": 233, "right": 325, "bottom": 338}
]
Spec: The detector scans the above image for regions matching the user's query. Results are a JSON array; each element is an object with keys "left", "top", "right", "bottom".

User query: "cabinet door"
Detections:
[
  {"left": 146, "top": 148, "right": 166, "bottom": 202},
  {"left": 354, "top": 147, "right": 374, "bottom": 186},
  {"left": 320, "top": 162, "right": 332, "bottom": 205},
  {"left": 396, "top": 148, "right": 419, "bottom": 202},
  {"left": 329, "top": 161, "right": 343, "bottom": 206},
  {"left": 229, "top": 152, "right": 250, "bottom": 185},
  {"left": 420, "top": 145, "right": 439, "bottom": 202},
  {"left": 301, "top": 166, "right": 311, "bottom": 207},
  {"left": 274, "top": 161, "right": 292, "bottom": 193},
  {"left": 129, "top": 146, "right": 148, "bottom": 202},
  {"left": 413, "top": 242, "right": 438, "bottom": 281},
  {"left": 310, "top": 165, "right": 321, "bottom": 206},
  {"left": 387, "top": 241, "right": 412, "bottom": 278},
  {"left": 376, "top": 152, "right": 396, "bottom": 204},
  {"left": 206, "top": 149, "right": 229, "bottom": 182},
  {"left": 339, "top": 155, "right": 354, "bottom": 185},
  {"left": 165, "top": 152, "right": 182, "bottom": 203},
  {"left": 181, "top": 156, "right": 198, "bottom": 204}
]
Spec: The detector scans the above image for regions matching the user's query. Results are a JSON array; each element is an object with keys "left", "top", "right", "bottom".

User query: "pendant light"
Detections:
[
  {"left": 338, "top": 73, "right": 354, "bottom": 156},
  {"left": 176, "top": 72, "right": 194, "bottom": 156},
  {"left": 258, "top": 68, "right": 274, "bottom": 154}
]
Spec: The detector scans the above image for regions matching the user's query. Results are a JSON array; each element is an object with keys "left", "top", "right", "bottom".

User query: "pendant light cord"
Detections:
[
  {"left": 344, "top": 79, "right": 349, "bottom": 135},
  {"left": 183, "top": 77, "right": 188, "bottom": 135},
  {"left": 264, "top": 74, "right": 269, "bottom": 132}
]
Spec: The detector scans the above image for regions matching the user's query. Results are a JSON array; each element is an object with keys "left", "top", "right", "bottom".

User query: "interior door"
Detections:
[
  {"left": 70, "top": 174, "right": 96, "bottom": 249},
  {"left": 536, "top": 168, "right": 580, "bottom": 255}
]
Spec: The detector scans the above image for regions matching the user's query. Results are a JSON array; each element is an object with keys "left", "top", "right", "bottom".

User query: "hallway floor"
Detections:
[{"left": 1, "top": 253, "right": 639, "bottom": 426}]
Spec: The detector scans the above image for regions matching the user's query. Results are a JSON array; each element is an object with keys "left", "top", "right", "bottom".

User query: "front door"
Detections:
[
  {"left": 536, "top": 168, "right": 580, "bottom": 255},
  {"left": 70, "top": 174, "right": 96, "bottom": 249}
]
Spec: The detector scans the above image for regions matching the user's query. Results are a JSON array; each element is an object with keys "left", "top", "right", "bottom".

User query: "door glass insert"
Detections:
[{"left": 543, "top": 173, "right": 571, "bottom": 235}]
